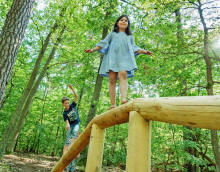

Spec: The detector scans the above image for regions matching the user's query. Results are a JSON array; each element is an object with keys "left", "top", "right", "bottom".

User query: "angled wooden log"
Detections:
[
  {"left": 51, "top": 120, "right": 94, "bottom": 172},
  {"left": 51, "top": 102, "right": 132, "bottom": 172}
]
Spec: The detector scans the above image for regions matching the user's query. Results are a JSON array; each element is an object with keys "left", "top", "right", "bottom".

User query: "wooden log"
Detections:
[
  {"left": 93, "top": 101, "right": 132, "bottom": 128},
  {"left": 85, "top": 124, "right": 105, "bottom": 172},
  {"left": 126, "top": 111, "right": 151, "bottom": 172},
  {"left": 133, "top": 96, "right": 220, "bottom": 130}
]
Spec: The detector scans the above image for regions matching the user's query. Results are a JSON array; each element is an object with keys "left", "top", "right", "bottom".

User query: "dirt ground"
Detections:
[
  {"left": 0, "top": 153, "right": 58, "bottom": 172},
  {"left": 0, "top": 153, "right": 125, "bottom": 172}
]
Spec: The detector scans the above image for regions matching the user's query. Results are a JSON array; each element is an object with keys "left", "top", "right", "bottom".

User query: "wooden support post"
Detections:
[
  {"left": 85, "top": 124, "right": 105, "bottom": 172},
  {"left": 126, "top": 111, "right": 151, "bottom": 172}
]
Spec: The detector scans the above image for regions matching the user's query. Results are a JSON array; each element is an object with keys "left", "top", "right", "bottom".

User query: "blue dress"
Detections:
[{"left": 96, "top": 31, "right": 142, "bottom": 78}]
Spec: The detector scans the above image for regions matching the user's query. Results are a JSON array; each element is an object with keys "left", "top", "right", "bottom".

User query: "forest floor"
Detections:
[{"left": 0, "top": 152, "right": 124, "bottom": 172}]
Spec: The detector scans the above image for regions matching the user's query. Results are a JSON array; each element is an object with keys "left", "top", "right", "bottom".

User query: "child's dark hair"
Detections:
[
  {"left": 61, "top": 96, "right": 69, "bottom": 103},
  {"left": 113, "top": 15, "right": 132, "bottom": 35}
]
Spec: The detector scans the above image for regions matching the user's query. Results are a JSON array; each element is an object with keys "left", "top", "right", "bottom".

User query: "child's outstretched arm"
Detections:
[
  {"left": 131, "top": 36, "right": 153, "bottom": 56},
  {"left": 85, "top": 31, "right": 112, "bottom": 53},
  {"left": 85, "top": 46, "right": 102, "bottom": 53},
  {"left": 68, "top": 84, "right": 77, "bottom": 103},
  {"left": 136, "top": 49, "right": 153, "bottom": 56}
]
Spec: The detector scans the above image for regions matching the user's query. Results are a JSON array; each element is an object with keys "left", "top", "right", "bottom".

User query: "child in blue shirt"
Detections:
[{"left": 61, "top": 84, "right": 80, "bottom": 172}]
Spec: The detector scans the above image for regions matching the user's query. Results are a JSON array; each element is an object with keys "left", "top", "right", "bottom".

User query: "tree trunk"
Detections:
[
  {"left": 197, "top": 1, "right": 220, "bottom": 171},
  {"left": 77, "top": 86, "right": 85, "bottom": 109},
  {"left": 36, "top": 86, "right": 48, "bottom": 154},
  {"left": 0, "top": 0, "right": 35, "bottom": 108},
  {"left": 0, "top": 5, "right": 68, "bottom": 157},
  {"left": 85, "top": 26, "right": 109, "bottom": 125},
  {"left": 81, "top": 25, "right": 110, "bottom": 164},
  {"left": 5, "top": 26, "right": 66, "bottom": 153},
  {"left": 82, "top": 6, "right": 118, "bottom": 163},
  {"left": 51, "top": 120, "right": 61, "bottom": 156},
  {"left": 29, "top": 124, "right": 38, "bottom": 153},
  {"left": 25, "top": 138, "right": 31, "bottom": 153},
  {"left": 174, "top": 9, "right": 182, "bottom": 43},
  {"left": 0, "top": 72, "right": 15, "bottom": 109},
  {"left": 175, "top": 9, "right": 199, "bottom": 171},
  {"left": 183, "top": 127, "right": 199, "bottom": 171},
  {"left": 13, "top": 134, "right": 19, "bottom": 152},
  {"left": 0, "top": 23, "right": 58, "bottom": 157}
]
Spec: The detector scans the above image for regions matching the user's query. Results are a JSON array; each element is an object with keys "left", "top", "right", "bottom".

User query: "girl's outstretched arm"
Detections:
[
  {"left": 131, "top": 36, "right": 153, "bottom": 56},
  {"left": 85, "top": 31, "right": 112, "bottom": 54},
  {"left": 85, "top": 46, "right": 102, "bottom": 53},
  {"left": 136, "top": 49, "right": 153, "bottom": 56}
]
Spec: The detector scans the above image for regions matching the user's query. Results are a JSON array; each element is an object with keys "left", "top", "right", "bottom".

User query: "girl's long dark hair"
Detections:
[{"left": 113, "top": 15, "right": 132, "bottom": 35}]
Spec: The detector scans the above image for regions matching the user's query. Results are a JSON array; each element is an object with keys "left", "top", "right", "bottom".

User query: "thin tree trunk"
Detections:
[
  {"left": 5, "top": 26, "right": 66, "bottom": 153},
  {"left": 13, "top": 134, "right": 19, "bottom": 152},
  {"left": 29, "top": 123, "right": 38, "bottom": 153},
  {"left": 84, "top": 2, "right": 117, "bottom": 126},
  {"left": 174, "top": 9, "right": 182, "bottom": 43},
  {"left": 82, "top": 20, "right": 111, "bottom": 166},
  {"left": 77, "top": 86, "right": 85, "bottom": 109},
  {"left": 85, "top": 26, "right": 108, "bottom": 125},
  {"left": 82, "top": 6, "right": 117, "bottom": 163},
  {"left": 36, "top": 86, "right": 48, "bottom": 154},
  {"left": 197, "top": 1, "right": 220, "bottom": 171},
  {"left": 0, "top": 0, "right": 35, "bottom": 108},
  {"left": 51, "top": 120, "right": 61, "bottom": 156},
  {"left": 25, "top": 138, "right": 31, "bottom": 153},
  {"left": 175, "top": 9, "right": 199, "bottom": 171},
  {"left": 211, "top": 130, "right": 220, "bottom": 171}
]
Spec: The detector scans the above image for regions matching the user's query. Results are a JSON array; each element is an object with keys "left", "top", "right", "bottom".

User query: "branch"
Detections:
[
  {"left": 34, "top": 97, "right": 45, "bottom": 101},
  {"left": 208, "top": 16, "right": 220, "bottom": 20},
  {"left": 202, "top": 0, "right": 216, "bottom": 6},
  {"left": 209, "top": 46, "right": 220, "bottom": 61},
  {"left": 140, "top": 13, "right": 148, "bottom": 31},
  {"left": 207, "top": 27, "right": 216, "bottom": 30},
  {"left": 119, "top": 0, "right": 146, "bottom": 11},
  {"left": 120, "top": 0, "right": 138, "bottom": 7},
  {"left": 214, "top": 81, "right": 220, "bottom": 85},
  {"left": 188, "top": 0, "right": 199, "bottom": 7},
  {"left": 48, "top": 61, "right": 75, "bottom": 68},
  {"left": 202, "top": 7, "right": 220, "bottom": 10},
  {"left": 194, "top": 84, "right": 207, "bottom": 89},
  {"left": 182, "top": 7, "right": 198, "bottom": 10},
  {"left": 211, "top": 57, "right": 220, "bottom": 61},
  {"left": 198, "top": 151, "right": 216, "bottom": 166},
  {"left": 160, "top": 51, "right": 203, "bottom": 56}
]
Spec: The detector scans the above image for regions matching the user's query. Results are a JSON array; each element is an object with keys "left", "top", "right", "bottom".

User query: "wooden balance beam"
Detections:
[{"left": 51, "top": 96, "right": 220, "bottom": 172}]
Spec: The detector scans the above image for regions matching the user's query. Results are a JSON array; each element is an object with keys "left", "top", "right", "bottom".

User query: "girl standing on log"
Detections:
[{"left": 85, "top": 15, "right": 153, "bottom": 109}]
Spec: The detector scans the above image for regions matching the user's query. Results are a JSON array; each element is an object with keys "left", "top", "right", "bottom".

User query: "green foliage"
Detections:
[{"left": 0, "top": 0, "right": 219, "bottom": 171}]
